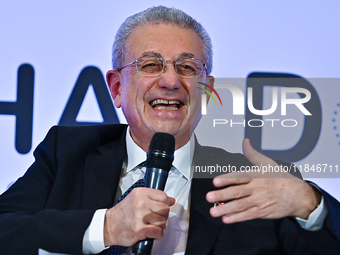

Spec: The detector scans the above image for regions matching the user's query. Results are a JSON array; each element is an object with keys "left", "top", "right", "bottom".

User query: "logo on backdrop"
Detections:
[
  {"left": 198, "top": 73, "right": 322, "bottom": 162},
  {"left": 0, "top": 64, "right": 119, "bottom": 154},
  {"left": 197, "top": 82, "right": 222, "bottom": 115}
]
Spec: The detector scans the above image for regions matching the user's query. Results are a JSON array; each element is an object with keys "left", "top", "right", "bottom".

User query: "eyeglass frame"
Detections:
[{"left": 116, "top": 56, "right": 208, "bottom": 78}]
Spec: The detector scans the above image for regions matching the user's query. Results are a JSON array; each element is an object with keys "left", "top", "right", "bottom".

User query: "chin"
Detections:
[{"left": 152, "top": 126, "right": 177, "bottom": 135}]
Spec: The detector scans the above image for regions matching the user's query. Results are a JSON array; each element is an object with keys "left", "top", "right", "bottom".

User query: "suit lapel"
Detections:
[
  {"left": 186, "top": 141, "right": 224, "bottom": 254},
  {"left": 186, "top": 178, "right": 223, "bottom": 254},
  {"left": 82, "top": 127, "right": 127, "bottom": 209}
]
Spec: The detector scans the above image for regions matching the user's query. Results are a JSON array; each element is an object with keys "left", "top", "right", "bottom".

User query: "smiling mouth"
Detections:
[{"left": 150, "top": 99, "right": 183, "bottom": 111}]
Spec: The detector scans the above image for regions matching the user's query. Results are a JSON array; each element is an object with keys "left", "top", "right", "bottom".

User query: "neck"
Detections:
[{"left": 129, "top": 129, "right": 190, "bottom": 152}]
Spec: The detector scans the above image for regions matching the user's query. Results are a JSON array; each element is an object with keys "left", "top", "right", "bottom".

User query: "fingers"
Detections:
[
  {"left": 208, "top": 184, "right": 276, "bottom": 225},
  {"left": 143, "top": 212, "right": 167, "bottom": 231},
  {"left": 206, "top": 175, "right": 320, "bottom": 224},
  {"left": 140, "top": 224, "right": 164, "bottom": 240},
  {"left": 206, "top": 184, "right": 251, "bottom": 204},
  {"left": 205, "top": 139, "right": 314, "bottom": 225},
  {"left": 220, "top": 206, "right": 262, "bottom": 224},
  {"left": 104, "top": 188, "right": 175, "bottom": 247},
  {"left": 147, "top": 188, "right": 175, "bottom": 206},
  {"left": 209, "top": 196, "right": 256, "bottom": 219},
  {"left": 212, "top": 173, "right": 252, "bottom": 188}
]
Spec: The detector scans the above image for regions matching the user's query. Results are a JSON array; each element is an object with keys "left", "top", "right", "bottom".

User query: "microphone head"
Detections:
[{"left": 147, "top": 133, "right": 175, "bottom": 171}]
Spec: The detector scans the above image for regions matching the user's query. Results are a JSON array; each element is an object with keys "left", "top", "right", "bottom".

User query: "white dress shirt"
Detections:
[
  {"left": 83, "top": 128, "right": 327, "bottom": 254},
  {"left": 83, "top": 128, "right": 194, "bottom": 254}
]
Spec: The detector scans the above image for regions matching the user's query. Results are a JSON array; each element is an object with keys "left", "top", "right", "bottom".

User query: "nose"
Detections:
[{"left": 157, "top": 60, "right": 181, "bottom": 90}]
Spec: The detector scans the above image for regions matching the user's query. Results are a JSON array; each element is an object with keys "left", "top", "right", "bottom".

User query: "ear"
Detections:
[
  {"left": 106, "top": 70, "right": 122, "bottom": 108},
  {"left": 205, "top": 75, "right": 215, "bottom": 104}
]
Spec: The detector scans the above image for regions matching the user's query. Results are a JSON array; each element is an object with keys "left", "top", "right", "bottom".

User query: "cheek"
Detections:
[{"left": 121, "top": 84, "right": 145, "bottom": 117}]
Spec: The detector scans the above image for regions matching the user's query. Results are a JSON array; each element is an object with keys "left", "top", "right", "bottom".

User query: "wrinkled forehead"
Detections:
[{"left": 125, "top": 23, "right": 205, "bottom": 61}]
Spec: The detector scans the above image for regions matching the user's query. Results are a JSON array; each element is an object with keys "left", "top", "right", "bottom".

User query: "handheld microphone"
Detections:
[{"left": 132, "top": 132, "right": 175, "bottom": 255}]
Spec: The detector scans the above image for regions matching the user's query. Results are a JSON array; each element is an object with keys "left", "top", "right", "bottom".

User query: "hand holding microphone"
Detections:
[
  {"left": 132, "top": 132, "right": 175, "bottom": 255},
  {"left": 103, "top": 133, "right": 175, "bottom": 253}
]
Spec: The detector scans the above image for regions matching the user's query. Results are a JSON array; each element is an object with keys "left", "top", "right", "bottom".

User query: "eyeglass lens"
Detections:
[{"left": 136, "top": 57, "right": 203, "bottom": 77}]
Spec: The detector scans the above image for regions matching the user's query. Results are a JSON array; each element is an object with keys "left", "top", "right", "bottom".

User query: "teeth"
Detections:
[
  {"left": 154, "top": 106, "right": 178, "bottom": 111},
  {"left": 150, "top": 99, "right": 180, "bottom": 106},
  {"left": 150, "top": 99, "right": 181, "bottom": 111}
]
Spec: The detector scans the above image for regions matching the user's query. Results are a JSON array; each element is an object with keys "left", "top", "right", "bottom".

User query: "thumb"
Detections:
[
  {"left": 242, "top": 138, "right": 277, "bottom": 167},
  {"left": 168, "top": 197, "right": 176, "bottom": 206}
]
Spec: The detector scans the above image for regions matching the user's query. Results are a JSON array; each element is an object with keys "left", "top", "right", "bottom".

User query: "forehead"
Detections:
[{"left": 126, "top": 23, "right": 205, "bottom": 61}]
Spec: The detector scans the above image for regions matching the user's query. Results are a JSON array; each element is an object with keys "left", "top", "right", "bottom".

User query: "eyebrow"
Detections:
[
  {"left": 141, "top": 51, "right": 162, "bottom": 58},
  {"left": 140, "top": 51, "right": 196, "bottom": 59},
  {"left": 178, "top": 52, "right": 195, "bottom": 59}
]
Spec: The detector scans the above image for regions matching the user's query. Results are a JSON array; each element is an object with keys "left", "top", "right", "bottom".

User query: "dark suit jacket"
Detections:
[{"left": 0, "top": 124, "right": 339, "bottom": 254}]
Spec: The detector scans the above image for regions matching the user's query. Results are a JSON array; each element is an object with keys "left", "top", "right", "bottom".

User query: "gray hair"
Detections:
[{"left": 112, "top": 6, "right": 213, "bottom": 75}]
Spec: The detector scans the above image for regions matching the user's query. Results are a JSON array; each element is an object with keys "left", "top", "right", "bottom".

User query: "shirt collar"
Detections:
[{"left": 125, "top": 126, "right": 195, "bottom": 180}]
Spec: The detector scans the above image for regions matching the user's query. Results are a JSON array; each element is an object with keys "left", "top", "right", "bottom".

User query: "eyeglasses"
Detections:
[{"left": 117, "top": 56, "right": 207, "bottom": 78}]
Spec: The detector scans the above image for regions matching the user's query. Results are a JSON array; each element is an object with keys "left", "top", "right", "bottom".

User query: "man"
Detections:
[{"left": 0, "top": 6, "right": 339, "bottom": 255}]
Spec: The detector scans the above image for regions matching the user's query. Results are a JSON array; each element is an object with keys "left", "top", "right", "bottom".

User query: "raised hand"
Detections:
[{"left": 206, "top": 138, "right": 321, "bottom": 224}]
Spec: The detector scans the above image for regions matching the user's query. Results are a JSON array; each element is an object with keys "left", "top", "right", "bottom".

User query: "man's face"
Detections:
[{"left": 107, "top": 23, "right": 213, "bottom": 151}]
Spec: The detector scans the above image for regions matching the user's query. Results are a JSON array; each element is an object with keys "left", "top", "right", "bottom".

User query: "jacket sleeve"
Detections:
[
  {"left": 292, "top": 184, "right": 340, "bottom": 254},
  {"left": 0, "top": 126, "right": 96, "bottom": 255},
  {"left": 320, "top": 187, "right": 340, "bottom": 242}
]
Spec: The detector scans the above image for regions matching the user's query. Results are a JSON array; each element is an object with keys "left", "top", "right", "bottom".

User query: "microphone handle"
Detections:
[
  {"left": 132, "top": 167, "right": 170, "bottom": 255},
  {"left": 145, "top": 167, "right": 169, "bottom": 190},
  {"left": 132, "top": 239, "right": 154, "bottom": 255}
]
